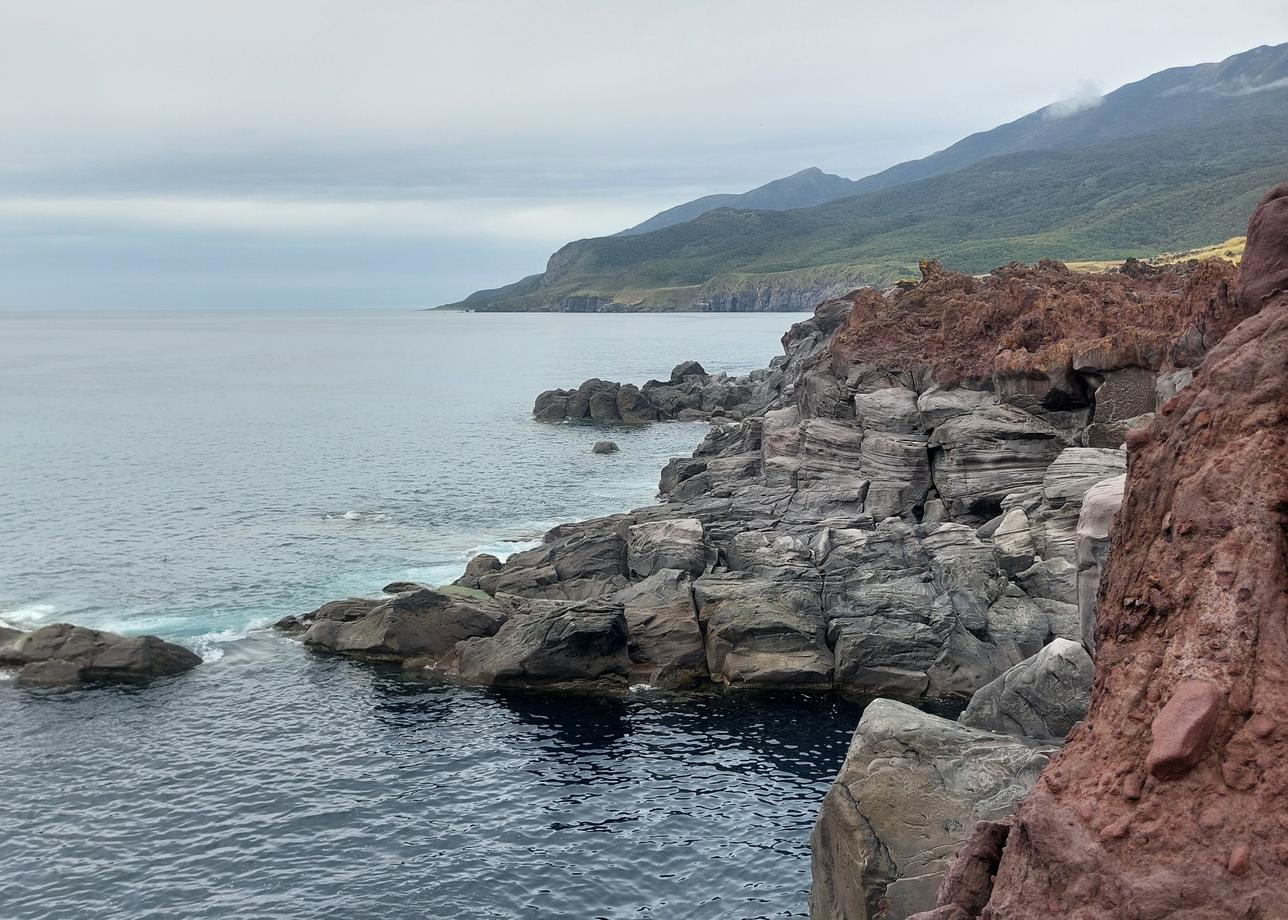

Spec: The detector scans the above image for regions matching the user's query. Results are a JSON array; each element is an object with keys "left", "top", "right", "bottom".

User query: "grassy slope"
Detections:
[{"left": 456, "top": 97, "right": 1287, "bottom": 311}]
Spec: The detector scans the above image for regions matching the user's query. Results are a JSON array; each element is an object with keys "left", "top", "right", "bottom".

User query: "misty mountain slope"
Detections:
[{"left": 442, "top": 42, "right": 1288, "bottom": 312}]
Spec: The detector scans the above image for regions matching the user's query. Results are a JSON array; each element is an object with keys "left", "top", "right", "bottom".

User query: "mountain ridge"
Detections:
[{"left": 442, "top": 42, "right": 1288, "bottom": 313}]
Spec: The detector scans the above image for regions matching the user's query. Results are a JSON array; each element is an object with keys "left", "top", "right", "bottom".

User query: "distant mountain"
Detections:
[
  {"left": 619, "top": 167, "right": 859, "bottom": 235},
  {"left": 442, "top": 42, "right": 1288, "bottom": 312}
]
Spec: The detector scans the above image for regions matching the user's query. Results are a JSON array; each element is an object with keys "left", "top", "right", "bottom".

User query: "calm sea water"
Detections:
[{"left": 0, "top": 309, "right": 867, "bottom": 920}]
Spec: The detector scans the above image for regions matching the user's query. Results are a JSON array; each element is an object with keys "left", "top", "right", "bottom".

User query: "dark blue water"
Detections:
[{"left": 0, "top": 310, "right": 866, "bottom": 919}]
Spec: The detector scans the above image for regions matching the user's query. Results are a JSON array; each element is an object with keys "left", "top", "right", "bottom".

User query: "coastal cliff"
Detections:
[{"left": 901, "top": 182, "right": 1288, "bottom": 920}]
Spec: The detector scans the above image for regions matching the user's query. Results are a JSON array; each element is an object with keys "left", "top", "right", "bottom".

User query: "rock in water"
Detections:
[
  {"left": 0, "top": 623, "right": 201, "bottom": 687},
  {"left": 810, "top": 699, "right": 1055, "bottom": 919},
  {"left": 592, "top": 440, "right": 619, "bottom": 454},
  {"left": 456, "top": 601, "right": 630, "bottom": 687},
  {"left": 927, "top": 181, "right": 1288, "bottom": 918}
]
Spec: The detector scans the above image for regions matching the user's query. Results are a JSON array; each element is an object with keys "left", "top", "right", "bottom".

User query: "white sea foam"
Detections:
[{"left": 0, "top": 603, "right": 58, "bottom": 627}]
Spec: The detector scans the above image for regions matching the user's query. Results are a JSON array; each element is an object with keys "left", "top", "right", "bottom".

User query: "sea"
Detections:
[{"left": 0, "top": 309, "right": 867, "bottom": 919}]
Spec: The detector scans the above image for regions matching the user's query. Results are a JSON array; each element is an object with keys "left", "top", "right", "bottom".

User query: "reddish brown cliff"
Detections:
[
  {"left": 826, "top": 257, "right": 1241, "bottom": 389},
  {"left": 912, "top": 182, "right": 1288, "bottom": 919}
]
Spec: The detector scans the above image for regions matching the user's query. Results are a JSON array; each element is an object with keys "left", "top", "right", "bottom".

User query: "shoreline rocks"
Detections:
[{"left": 0, "top": 623, "right": 201, "bottom": 687}]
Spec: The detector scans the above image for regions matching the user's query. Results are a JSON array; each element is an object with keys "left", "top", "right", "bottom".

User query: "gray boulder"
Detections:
[
  {"left": 592, "top": 440, "right": 619, "bottom": 454},
  {"left": 670, "top": 360, "right": 707, "bottom": 382},
  {"left": 0, "top": 623, "right": 201, "bottom": 687},
  {"left": 614, "top": 570, "right": 707, "bottom": 687},
  {"left": 456, "top": 601, "right": 629, "bottom": 686},
  {"left": 810, "top": 699, "right": 1054, "bottom": 920},
  {"left": 454, "top": 553, "right": 503, "bottom": 589},
  {"left": 958, "top": 638, "right": 1093, "bottom": 740},
  {"left": 303, "top": 588, "right": 507, "bottom": 664},
  {"left": 274, "top": 596, "right": 381, "bottom": 634},
  {"left": 929, "top": 406, "right": 1062, "bottom": 516},
  {"left": 626, "top": 518, "right": 710, "bottom": 578},
  {"left": 693, "top": 572, "right": 833, "bottom": 686}
]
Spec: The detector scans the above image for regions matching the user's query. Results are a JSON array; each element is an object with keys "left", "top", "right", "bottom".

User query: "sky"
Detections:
[{"left": 3, "top": 0, "right": 1287, "bottom": 310}]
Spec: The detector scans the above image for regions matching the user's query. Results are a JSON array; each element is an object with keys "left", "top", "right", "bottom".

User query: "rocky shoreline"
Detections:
[{"left": 4, "top": 184, "right": 1283, "bottom": 920}]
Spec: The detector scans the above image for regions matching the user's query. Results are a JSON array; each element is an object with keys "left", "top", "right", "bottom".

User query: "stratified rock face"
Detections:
[
  {"left": 301, "top": 248, "right": 1244, "bottom": 695},
  {"left": 959, "top": 638, "right": 1093, "bottom": 741},
  {"left": 0, "top": 623, "right": 201, "bottom": 687},
  {"left": 949, "top": 182, "right": 1288, "bottom": 919},
  {"left": 809, "top": 700, "right": 1055, "bottom": 920}
]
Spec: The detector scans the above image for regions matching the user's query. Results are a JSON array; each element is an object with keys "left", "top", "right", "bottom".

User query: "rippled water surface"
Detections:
[{"left": 0, "top": 310, "right": 871, "bottom": 919}]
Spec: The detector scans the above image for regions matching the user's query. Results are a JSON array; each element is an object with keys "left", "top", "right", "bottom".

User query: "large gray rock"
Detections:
[
  {"left": 302, "top": 588, "right": 507, "bottom": 664},
  {"left": 626, "top": 518, "right": 710, "bottom": 578},
  {"left": 810, "top": 700, "right": 1055, "bottom": 920},
  {"left": 958, "top": 638, "right": 1093, "bottom": 740},
  {"left": 693, "top": 572, "right": 833, "bottom": 686},
  {"left": 456, "top": 601, "right": 629, "bottom": 686},
  {"left": 929, "top": 406, "right": 1063, "bottom": 517},
  {"left": 478, "top": 520, "right": 628, "bottom": 600},
  {"left": 0, "top": 623, "right": 201, "bottom": 687},
  {"left": 1039, "top": 447, "right": 1127, "bottom": 507},
  {"left": 274, "top": 597, "right": 380, "bottom": 634},
  {"left": 1076, "top": 472, "right": 1126, "bottom": 651},
  {"left": 614, "top": 569, "right": 707, "bottom": 687},
  {"left": 915, "top": 387, "right": 995, "bottom": 431}
]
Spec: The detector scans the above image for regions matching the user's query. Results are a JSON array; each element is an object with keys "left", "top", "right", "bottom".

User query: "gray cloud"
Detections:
[{"left": 2, "top": 0, "right": 1286, "bottom": 309}]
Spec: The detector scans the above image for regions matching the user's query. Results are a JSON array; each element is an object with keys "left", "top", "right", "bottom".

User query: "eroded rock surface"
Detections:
[
  {"left": 921, "top": 181, "right": 1288, "bottom": 919},
  {"left": 297, "top": 251, "right": 1244, "bottom": 694},
  {"left": 810, "top": 700, "right": 1054, "bottom": 920}
]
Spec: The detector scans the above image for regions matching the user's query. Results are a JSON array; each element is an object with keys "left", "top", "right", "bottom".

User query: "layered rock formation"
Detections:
[
  {"left": 297, "top": 255, "right": 1244, "bottom": 709},
  {"left": 905, "top": 182, "right": 1288, "bottom": 919},
  {"left": 0, "top": 623, "right": 201, "bottom": 687}
]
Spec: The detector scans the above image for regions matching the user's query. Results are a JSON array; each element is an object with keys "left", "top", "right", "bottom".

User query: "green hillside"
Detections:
[{"left": 443, "top": 44, "right": 1288, "bottom": 313}]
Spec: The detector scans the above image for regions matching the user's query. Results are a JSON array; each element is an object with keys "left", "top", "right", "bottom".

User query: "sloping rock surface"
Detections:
[{"left": 810, "top": 700, "right": 1054, "bottom": 920}]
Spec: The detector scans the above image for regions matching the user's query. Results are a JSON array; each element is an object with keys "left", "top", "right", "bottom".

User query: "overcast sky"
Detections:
[{"left": 3, "top": 0, "right": 1286, "bottom": 310}]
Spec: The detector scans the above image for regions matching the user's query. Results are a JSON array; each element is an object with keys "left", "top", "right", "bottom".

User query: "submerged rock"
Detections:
[
  {"left": 591, "top": 440, "right": 619, "bottom": 454},
  {"left": 0, "top": 623, "right": 201, "bottom": 687}
]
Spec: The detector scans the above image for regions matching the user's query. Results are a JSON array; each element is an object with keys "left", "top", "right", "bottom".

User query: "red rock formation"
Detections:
[
  {"left": 826, "top": 256, "right": 1242, "bottom": 388},
  {"left": 911, "top": 182, "right": 1288, "bottom": 919}
]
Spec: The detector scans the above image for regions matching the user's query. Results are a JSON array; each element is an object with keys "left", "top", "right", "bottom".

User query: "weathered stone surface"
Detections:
[
  {"left": 626, "top": 518, "right": 710, "bottom": 579},
  {"left": 456, "top": 601, "right": 629, "bottom": 686},
  {"left": 1074, "top": 473, "right": 1125, "bottom": 650},
  {"left": 810, "top": 700, "right": 1054, "bottom": 920},
  {"left": 954, "top": 181, "right": 1288, "bottom": 919},
  {"left": 959, "top": 639, "right": 1093, "bottom": 740},
  {"left": 905, "top": 821, "right": 1012, "bottom": 920},
  {"left": 0, "top": 623, "right": 201, "bottom": 686},
  {"left": 614, "top": 569, "right": 707, "bottom": 688},
  {"left": 592, "top": 440, "right": 619, "bottom": 454},
  {"left": 694, "top": 572, "right": 832, "bottom": 686},
  {"left": 991, "top": 508, "right": 1035, "bottom": 575},
  {"left": 929, "top": 407, "right": 1063, "bottom": 517},
  {"left": 303, "top": 588, "right": 507, "bottom": 664},
  {"left": 1039, "top": 447, "right": 1126, "bottom": 506},
  {"left": 274, "top": 597, "right": 380, "bottom": 634},
  {"left": 453, "top": 553, "right": 503, "bottom": 590}
]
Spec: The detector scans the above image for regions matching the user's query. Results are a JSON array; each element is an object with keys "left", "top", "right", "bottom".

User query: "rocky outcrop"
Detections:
[
  {"left": 534, "top": 360, "right": 785, "bottom": 424},
  {"left": 919, "top": 181, "right": 1288, "bottom": 918},
  {"left": 301, "top": 587, "right": 508, "bottom": 665},
  {"left": 302, "top": 248, "right": 1245, "bottom": 697},
  {"left": 456, "top": 601, "right": 629, "bottom": 687},
  {"left": 959, "top": 638, "right": 1093, "bottom": 741},
  {"left": 0, "top": 623, "right": 201, "bottom": 687},
  {"left": 810, "top": 700, "right": 1055, "bottom": 920}
]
